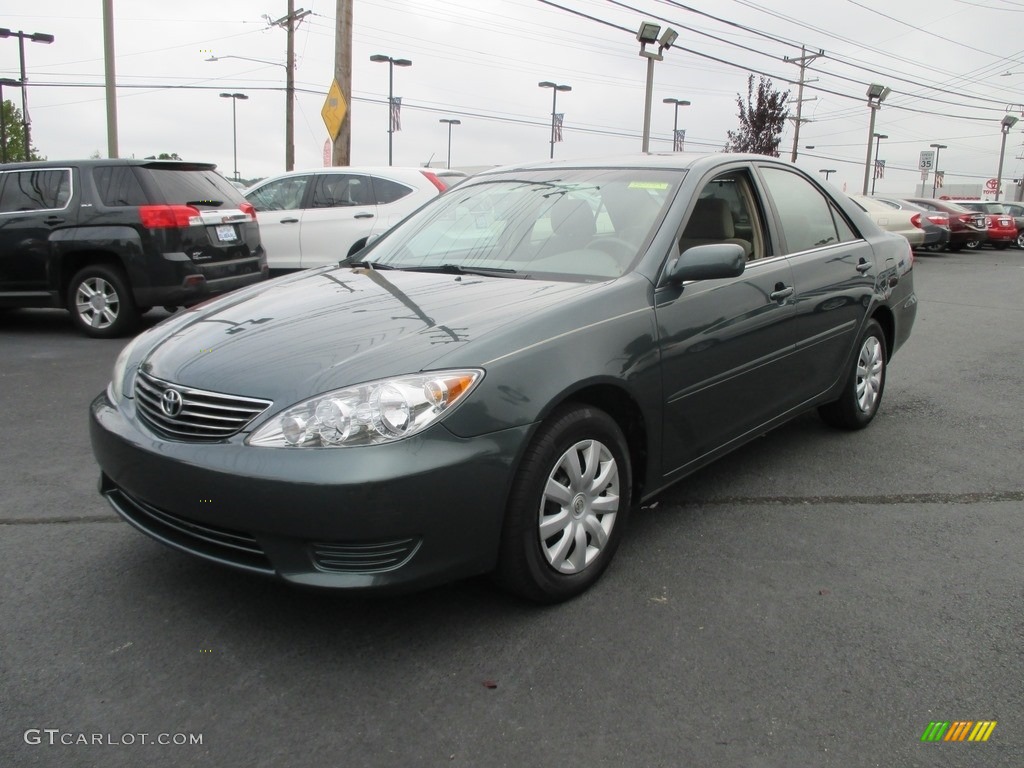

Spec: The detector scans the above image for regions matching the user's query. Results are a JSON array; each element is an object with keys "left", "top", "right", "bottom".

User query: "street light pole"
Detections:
[
  {"left": 637, "top": 22, "right": 679, "bottom": 153},
  {"left": 930, "top": 143, "right": 947, "bottom": 198},
  {"left": 662, "top": 97, "right": 690, "bottom": 151},
  {"left": 870, "top": 133, "right": 888, "bottom": 195},
  {"left": 996, "top": 115, "right": 1019, "bottom": 201},
  {"left": 220, "top": 93, "right": 248, "bottom": 181},
  {"left": 439, "top": 118, "right": 461, "bottom": 169},
  {"left": 0, "top": 27, "right": 55, "bottom": 161},
  {"left": 538, "top": 81, "right": 571, "bottom": 159},
  {"left": 862, "top": 83, "right": 890, "bottom": 195},
  {"left": 371, "top": 54, "right": 412, "bottom": 166}
]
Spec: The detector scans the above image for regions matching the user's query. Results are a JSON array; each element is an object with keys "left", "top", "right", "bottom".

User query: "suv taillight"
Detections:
[
  {"left": 139, "top": 204, "right": 200, "bottom": 229},
  {"left": 239, "top": 202, "right": 257, "bottom": 220},
  {"left": 420, "top": 170, "right": 447, "bottom": 192}
]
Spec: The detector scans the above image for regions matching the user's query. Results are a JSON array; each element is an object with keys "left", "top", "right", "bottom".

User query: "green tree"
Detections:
[
  {"left": 1, "top": 99, "right": 44, "bottom": 163},
  {"left": 145, "top": 152, "right": 182, "bottom": 160},
  {"left": 723, "top": 75, "right": 790, "bottom": 157}
]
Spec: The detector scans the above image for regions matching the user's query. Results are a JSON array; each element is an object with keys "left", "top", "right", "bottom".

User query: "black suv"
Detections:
[{"left": 0, "top": 159, "right": 268, "bottom": 337}]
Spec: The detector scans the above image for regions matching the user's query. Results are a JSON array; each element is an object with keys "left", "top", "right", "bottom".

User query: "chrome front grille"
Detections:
[{"left": 135, "top": 371, "right": 271, "bottom": 441}]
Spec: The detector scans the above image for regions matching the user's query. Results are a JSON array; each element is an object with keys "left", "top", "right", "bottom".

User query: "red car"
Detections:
[
  {"left": 904, "top": 198, "right": 988, "bottom": 252},
  {"left": 956, "top": 201, "right": 1017, "bottom": 250}
]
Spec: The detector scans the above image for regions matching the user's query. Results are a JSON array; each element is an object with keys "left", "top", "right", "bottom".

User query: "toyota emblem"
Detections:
[{"left": 160, "top": 388, "right": 184, "bottom": 417}]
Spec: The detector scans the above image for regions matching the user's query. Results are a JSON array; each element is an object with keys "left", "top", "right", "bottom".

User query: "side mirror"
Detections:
[{"left": 666, "top": 243, "right": 746, "bottom": 283}]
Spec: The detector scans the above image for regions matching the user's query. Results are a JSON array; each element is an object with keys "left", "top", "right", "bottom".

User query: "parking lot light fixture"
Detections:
[
  {"left": 439, "top": 118, "right": 461, "bottom": 169},
  {"left": 870, "top": 133, "right": 888, "bottom": 194},
  {"left": 638, "top": 21, "right": 679, "bottom": 153},
  {"left": 663, "top": 98, "right": 691, "bottom": 151},
  {"left": 220, "top": 93, "right": 248, "bottom": 181},
  {"left": 819, "top": 169, "right": 836, "bottom": 180},
  {"left": 930, "top": 143, "right": 948, "bottom": 197},
  {"left": 371, "top": 54, "right": 412, "bottom": 166},
  {"left": 0, "top": 27, "right": 55, "bottom": 161},
  {"left": 862, "top": 83, "right": 890, "bottom": 194},
  {"left": 538, "top": 81, "right": 571, "bottom": 159},
  {"left": 996, "top": 115, "right": 1019, "bottom": 201}
]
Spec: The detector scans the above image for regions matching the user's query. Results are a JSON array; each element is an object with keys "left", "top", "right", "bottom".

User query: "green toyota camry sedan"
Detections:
[{"left": 90, "top": 153, "right": 917, "bottom": 602}]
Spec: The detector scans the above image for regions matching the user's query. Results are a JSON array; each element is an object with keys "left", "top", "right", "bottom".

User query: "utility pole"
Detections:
[
  {"left": 785, "top": 45, "right": 822, "bottom": 163},
  {"left": 103, "top": 0, "right": 118, "bottom": 158},
  {"left": 268, "top": 3, "right": 310, "bottom": 171},
  {"left": 332, "top": 0, "right": 352, "bottom": 166}
]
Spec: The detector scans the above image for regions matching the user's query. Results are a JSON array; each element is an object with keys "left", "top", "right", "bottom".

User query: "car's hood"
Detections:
[{"left": 141, "top": 266, "right": 600, "bottom": 405}]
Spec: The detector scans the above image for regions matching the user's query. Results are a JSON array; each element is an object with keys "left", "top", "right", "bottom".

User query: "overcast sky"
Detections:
[{"left": 3, "top": 0, "right": 1024, "bottom": 195}]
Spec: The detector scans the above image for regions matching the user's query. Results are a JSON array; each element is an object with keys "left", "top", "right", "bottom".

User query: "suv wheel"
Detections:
[{"left": 68, "top": 265, "right": 140, "bottom": 338}]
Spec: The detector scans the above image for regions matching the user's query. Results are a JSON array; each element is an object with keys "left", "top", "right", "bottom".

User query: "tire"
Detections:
[
  {"left": 964, "top": 239, "right": 981, "bottom": 250},
  {"left": 993, "top": 242, "right": 1009, "bottom": 251},
  {"left": 67, "top": 264, "right": 140, "bottom": 338},
  {"left": 495, "top": 404, "right": 632, "bottom": 603},
  {"left": 923, "top": 243, "right": 945, "bottom": 253},
  {"left": 818, "top": 319, "right": 887, "bottom": 430},
  {"left": 947, "top": 244, "right": 962, "bottom": 252},
  {"left": 1017, "top": 231, "right": 1024, "bottom": 250}
]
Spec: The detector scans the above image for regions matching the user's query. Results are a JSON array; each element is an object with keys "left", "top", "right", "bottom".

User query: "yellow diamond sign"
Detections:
[{"left": 321, "top": 79, "right": 348, "bottom": 141}]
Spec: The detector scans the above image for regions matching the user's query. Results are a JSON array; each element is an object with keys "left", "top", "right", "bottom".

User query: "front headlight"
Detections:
[
  {"left": 247, "top": 370, "right": 483, "bottom": 448},
  {"left": 108, "top": 333, "right": 144, "bottom": 401}
]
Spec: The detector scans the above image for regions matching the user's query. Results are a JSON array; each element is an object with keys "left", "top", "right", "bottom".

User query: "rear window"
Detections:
[
  {"left": 139, "top": 167, "right": 246, "bottom": 209},
  {"left": 372, "top": 176, "right": 414, "bottom": 205}
]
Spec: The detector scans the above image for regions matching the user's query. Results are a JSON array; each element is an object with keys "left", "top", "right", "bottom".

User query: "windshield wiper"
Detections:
[
  {"left": 400, "top": 264, "right": 519, "bottom": 277},
  {"left": 345, "top": 259, "right": 397, "bottom": 270}
]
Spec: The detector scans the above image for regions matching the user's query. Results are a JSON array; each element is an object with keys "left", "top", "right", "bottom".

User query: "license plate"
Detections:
[{"left": 215, "top": 224, "right": 237, "bottom": 242}]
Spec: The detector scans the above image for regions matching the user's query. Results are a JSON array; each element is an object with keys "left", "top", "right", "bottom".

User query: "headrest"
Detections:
[
  {"left": 550, "top": 198, "right": 596, "bottom": 240},
  {"left": 686, "top": 197, "right": 735, "bottom": 239}
]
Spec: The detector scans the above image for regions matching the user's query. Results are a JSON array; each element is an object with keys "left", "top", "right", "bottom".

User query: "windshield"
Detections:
[{"left": 354, "top": 168, "right": 683, "bottom": 281}]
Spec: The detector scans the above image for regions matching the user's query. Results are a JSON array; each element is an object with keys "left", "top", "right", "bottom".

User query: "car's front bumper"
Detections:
[{"left": 90, "top": 392, "right": 530, "bottom": 592}]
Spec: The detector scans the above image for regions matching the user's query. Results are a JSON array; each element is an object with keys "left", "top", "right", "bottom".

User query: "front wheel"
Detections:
[
  {"left": 495, "top": 404, "right": 631, "bottom": 603},
  {"left": 818, "top": 319, "right": 887, "bottom": 430},
  {"left": 67, "top": 264, "right": 140, "bottom": 338}
]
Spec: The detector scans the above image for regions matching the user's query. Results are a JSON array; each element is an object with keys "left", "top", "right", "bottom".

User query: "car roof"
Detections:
[{"left": 0, "top": 158, "right": 218, "bottom": 171}]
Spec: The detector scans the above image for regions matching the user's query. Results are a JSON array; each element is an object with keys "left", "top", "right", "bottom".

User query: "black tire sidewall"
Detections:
[
  {"left": 819, "top": 319, "right": 887, "bottom": 430},
  {"left": 67, "top": 264, "right": 139, "bottom": 338},
  {"left": 497, "top": 404, "right": 632, "bottom": 603}
]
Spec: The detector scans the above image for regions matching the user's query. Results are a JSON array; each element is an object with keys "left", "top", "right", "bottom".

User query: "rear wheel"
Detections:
[
  {"left": 1017, "top": 231, "right": 1024, "bottom": 249},
  {"left": 964, "top": 238, "right": 981, "bottom": 250},
  {"left": 67, "top": 264, "right": 139, "bottom": 338},
  {"left": 923, "top": 242, "right": 945, "bottom": 253},
  {"left": 818, "top": 319, "right": 887, "bottom": 430},
  {"left": 495, "top": 404, "right": 631, "bottom": 603}
]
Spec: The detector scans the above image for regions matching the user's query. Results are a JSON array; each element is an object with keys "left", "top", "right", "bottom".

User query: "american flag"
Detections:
[
  {"left": 553, "top": 113, "right": 564, "bottom": 143},
  {"left": 390, "top": 97, "right": 402, "bottom": 132},
  {"left": 874, "top": 159, "right": 885, "bottom": 179},
  {"left": 935, "top": 170, "right": 944, "bottom": 188},
  {"left": 673, "top": 129, "right": 686, "bottom": 152}
]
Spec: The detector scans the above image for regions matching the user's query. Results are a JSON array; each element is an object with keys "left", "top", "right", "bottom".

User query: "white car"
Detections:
[
  {"left": 245, "top": 167, "right": 449, "bottom": 271},
  {"left": 849, "top": 194, "right": 925, "bottom": 248}
]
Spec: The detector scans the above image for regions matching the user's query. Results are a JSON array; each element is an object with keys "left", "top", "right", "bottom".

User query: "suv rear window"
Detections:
[
  {"left": 140, "top": 167, "right": 245, "bottom": 209},
  {"left": 0, "top": 169, "right": 72, "bottom": 212}
]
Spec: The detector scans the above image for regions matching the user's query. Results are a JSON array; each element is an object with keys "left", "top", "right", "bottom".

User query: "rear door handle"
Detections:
[
  {"left": 353, "top": 213, "right": 374, "bottom": 219},
  {"left": 856, "top": 258, "right": 872, "bottom": 273},
  {"left": 769, "top": 284, "right": 794, "bottom": 302},
  {"left": 280, "top": 217, "right": 299, "bottom": 224}
]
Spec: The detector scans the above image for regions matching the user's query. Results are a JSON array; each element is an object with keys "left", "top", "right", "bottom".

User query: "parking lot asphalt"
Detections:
[{"left": 2, "top": 250, "right": 1022, "bottom": 767}]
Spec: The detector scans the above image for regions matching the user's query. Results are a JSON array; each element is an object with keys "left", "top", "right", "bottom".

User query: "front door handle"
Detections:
[
  {"left": 856, "top": 258, "right": 871, "bottom": 273},
  {"left": 44, "top": 216, "right": 64, "bottom": 226},
  {"left": 769, "top": 284, "right": 794, "bottom": 302},
  {"left": 280, "top": 217, "right": 299, "bottom": 224},
  {"left": 353, "top": 213, "right": 374, "bottom": 219}
]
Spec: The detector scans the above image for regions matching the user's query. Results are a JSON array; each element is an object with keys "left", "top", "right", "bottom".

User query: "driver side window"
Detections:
[{"left": 679, "top": 171, "right": 764, "bottom": 260}]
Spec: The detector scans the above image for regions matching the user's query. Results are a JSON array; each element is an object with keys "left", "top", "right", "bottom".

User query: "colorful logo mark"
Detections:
[{"left": 921, "top": 721, "right": 997, "bottom": 742}]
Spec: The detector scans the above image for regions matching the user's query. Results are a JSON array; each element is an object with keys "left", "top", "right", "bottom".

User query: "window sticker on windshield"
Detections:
[{"left": 628, "top": 181, "right": 669, "bottom": 190}]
